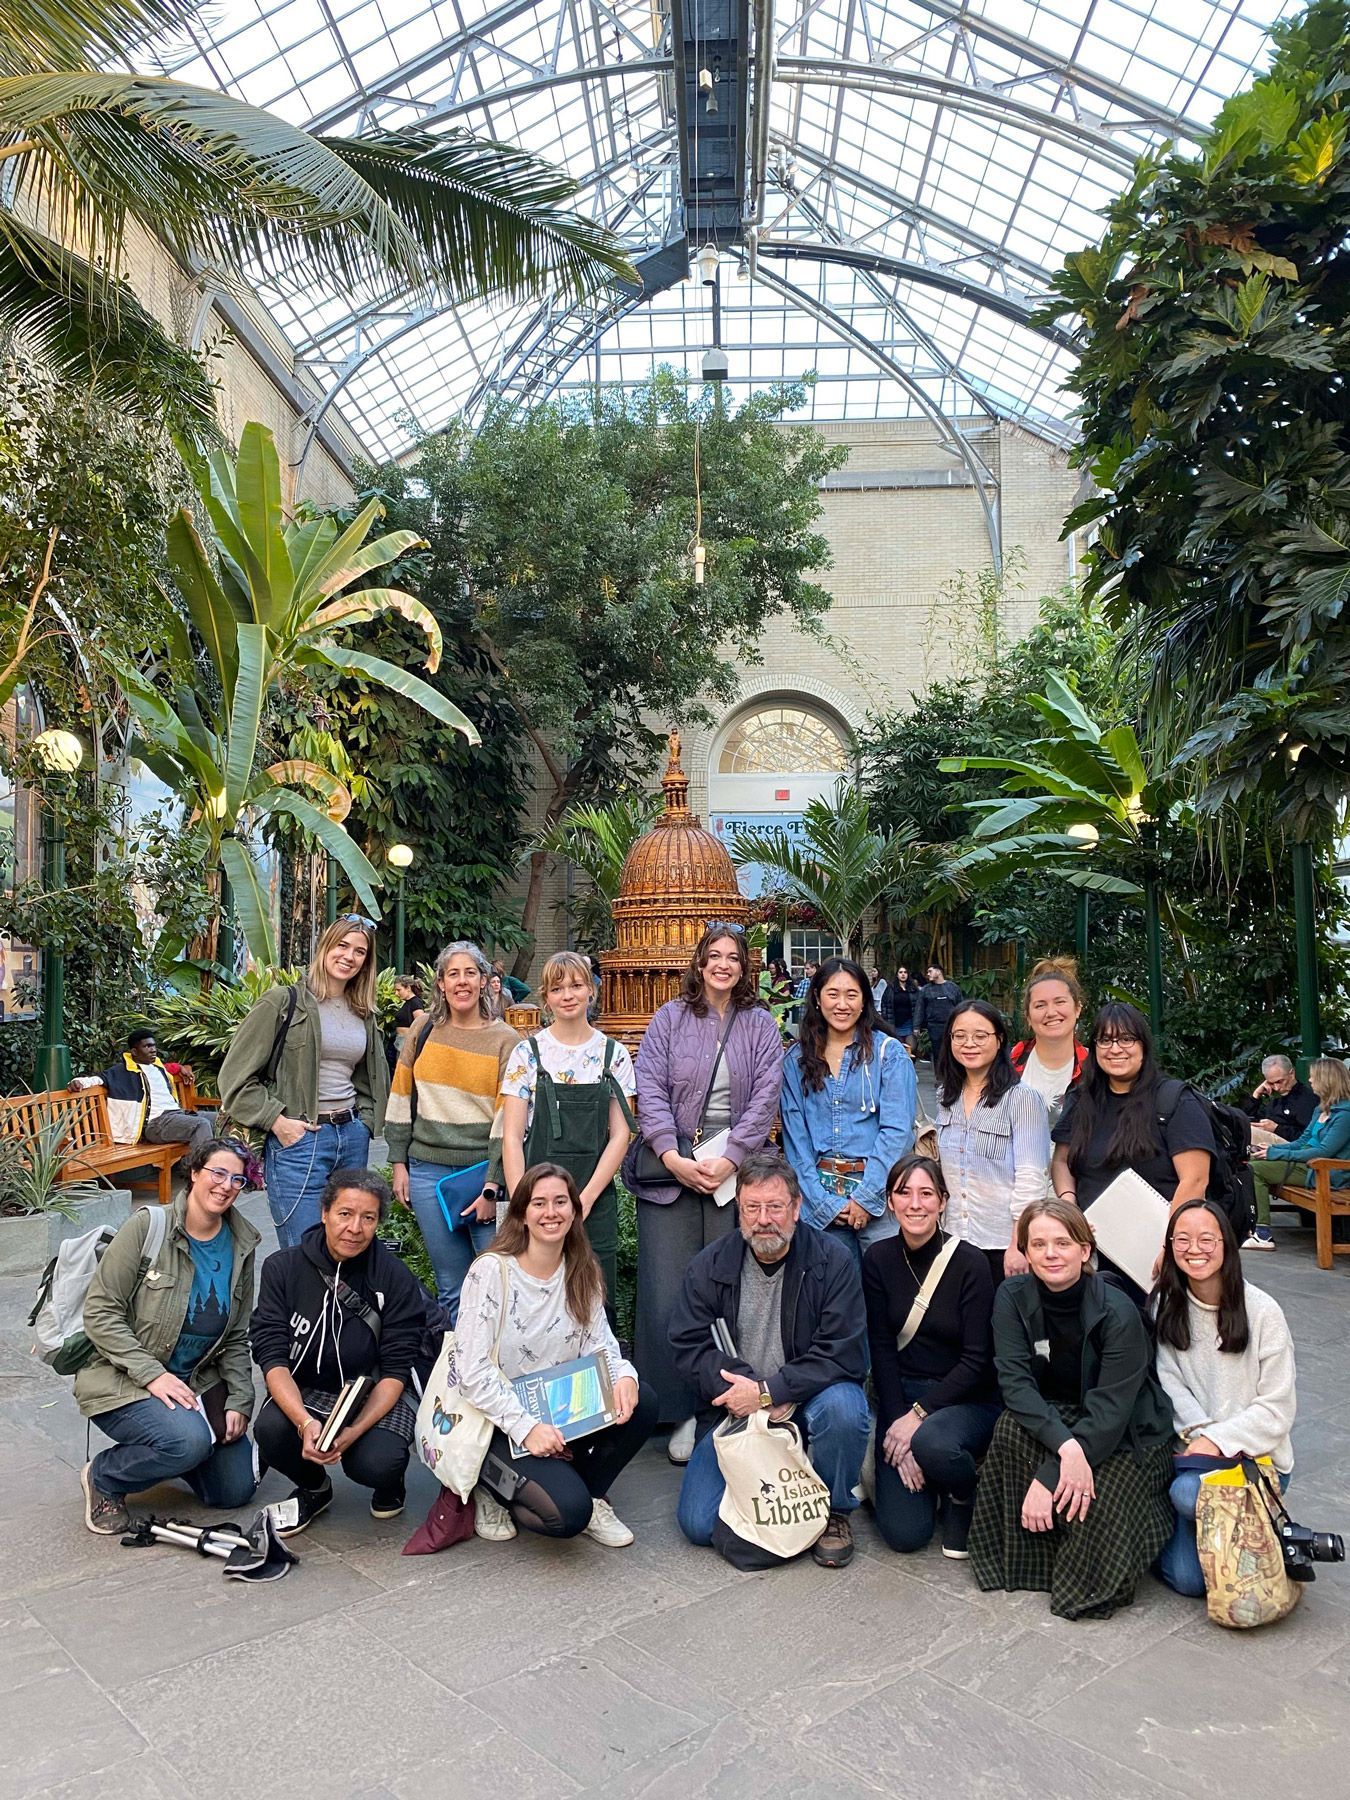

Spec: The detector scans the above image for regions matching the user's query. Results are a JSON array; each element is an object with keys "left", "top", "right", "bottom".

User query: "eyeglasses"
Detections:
[
  {"left": 203, "top": 1167, "right": 247, "bottom": 1189},
  {"left": 950, "top": 1032, "right": 997, "bottom": 1048},
  {"left": 1095, "top": 1034, "right": 1142, "bottom": 1050},
  {"left": 704, "top": 920, "right": 746, "bottom": 938},
  {"left": 1173, "top": 1236, "right": 1222, "bottom": 1254},
  {"left": 338, "top": 914, "right": 378, "bottom": 931},
  {"left": 740, "top": 1200, "right": 792, "bottom": 1219}
]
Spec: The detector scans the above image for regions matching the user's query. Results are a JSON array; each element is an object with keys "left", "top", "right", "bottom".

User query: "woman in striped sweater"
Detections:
[{"left": 386, "top": 942, "right": 519, "bottom": 1325}]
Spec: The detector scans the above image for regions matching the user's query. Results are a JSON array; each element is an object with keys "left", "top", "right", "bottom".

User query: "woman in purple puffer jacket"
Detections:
[{"left": 626, "top": 923, "right": 784, "bottom": 1459}]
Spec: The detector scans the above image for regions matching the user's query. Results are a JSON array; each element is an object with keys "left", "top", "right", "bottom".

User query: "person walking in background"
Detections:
[
  {"left": 913, "top": 962, "right": 962, "bottom": 1060},
  {"left": 1247, "top": 1057, "right": 1350, "bottom": 1250},
  {"left": 780, "top": 956, "right": 916, "bottom": 1260},
  {"left": 935, "top": 1000, "right": 1051, "bottom": 1285},
  {"left": 501, "top": 951, "right": 637, "bottom": 1315},
  {"left": 970, "top": 1199, "right": 1176, "bottom": 1621},
  {"left": 385, "top": 941, "right": 519, "bottom": 1326},
  {"left": 77, "top": 1139, "right": 259, "bottom": 1536},
  {"left": 484, "top": 971, "right": 507, "bottom": 1021},
  {"left": 626, "top": 922, "right": 783, "bottom": 1464},
  {"left": 220, "top": 917, "right": 388, "bottom": 1249},
  {"left": 1050, "top": 1003, "right": 1214, "bottom": 1300},
  {"left": 881, "top": 964, "right": 919, "bottom": 1042},
  {"left": 387, "top": 973, "right": 423, "bottom": 1073},
  {"left": 1009, "top": 957, "right": 1088, "bottom": 1129},
  {"left": 1152, "top": 1198, "right": 1296, "bottom": 1597},
  {"left": 863, "top": 1154, "right": 999, "bottom": 1560},
  {"left": 78, "top": 1028, "right": 213, "bottom": 1190},
  {"left": 868, "top": 964, "right": 888, "bottom": 1013}
]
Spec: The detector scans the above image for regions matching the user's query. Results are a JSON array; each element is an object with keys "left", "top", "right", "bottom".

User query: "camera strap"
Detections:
[{"left": 1240, "top": 1456, "right": 1293, "bottom": 1530}]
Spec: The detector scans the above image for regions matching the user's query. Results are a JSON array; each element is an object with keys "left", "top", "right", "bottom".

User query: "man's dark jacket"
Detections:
[
  {"left": 669, "top": 1224, "right": 866, "bottom": 1427},
  {"left": 913, "top": 980, "right": 962, "bottom": 1044},
  {"left": 1239, "top": 1080, "right": 1316, "bottom": 1142}
]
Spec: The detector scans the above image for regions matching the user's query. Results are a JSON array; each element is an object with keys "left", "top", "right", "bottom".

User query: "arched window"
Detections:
[{"left": 717, "top": 705, "right": 850, "bottom": 776}]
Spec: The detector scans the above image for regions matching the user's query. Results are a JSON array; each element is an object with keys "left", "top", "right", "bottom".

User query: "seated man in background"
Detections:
[
  {"left": 1241, "top": 1054, "right": 1316, "bottom": 1143},
  {"left": 669, "top": 1149, "right": 869, "bottom": 1569},
  {"left": 79, "top": 1029, "right": 212, "bottom": 1186}
]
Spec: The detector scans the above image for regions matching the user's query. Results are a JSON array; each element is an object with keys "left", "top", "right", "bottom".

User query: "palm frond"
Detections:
[{"left": 0, "top": 0, "right": 194, "bottom": 76}]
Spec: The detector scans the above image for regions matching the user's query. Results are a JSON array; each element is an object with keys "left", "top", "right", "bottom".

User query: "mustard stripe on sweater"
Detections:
[{"left": 384, "top": 1018, "right": 519, "bottom": 1172}]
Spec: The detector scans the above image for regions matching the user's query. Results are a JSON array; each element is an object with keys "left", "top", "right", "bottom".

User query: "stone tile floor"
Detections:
[{"left": 1, "top": 1195, "right": 1347, "bottom": 1799}]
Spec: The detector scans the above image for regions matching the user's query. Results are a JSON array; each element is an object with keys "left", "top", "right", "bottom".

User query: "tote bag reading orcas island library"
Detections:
[{"left": 712, "top": 1407, "right": 831, "bottom": 1568}]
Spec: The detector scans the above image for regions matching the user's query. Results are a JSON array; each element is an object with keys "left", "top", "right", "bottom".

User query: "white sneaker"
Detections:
[
  {"left": 585, "top": 1496, "right": 634, "bottom": 1548},
  {"left": 473, "top": 1487, "right": 517, "bottom": 1541},
  {"left": 1242, "top": 1232, "right": 1277, "bottom": 1251},
  {"left": 668, "top": 1416, "right": 697, "bottom": 1464}
]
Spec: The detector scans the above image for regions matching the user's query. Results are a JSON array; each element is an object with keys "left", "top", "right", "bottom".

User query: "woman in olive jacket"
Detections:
[{"left": 76, "top": 1138, "right": 260, "bottom": 1536}]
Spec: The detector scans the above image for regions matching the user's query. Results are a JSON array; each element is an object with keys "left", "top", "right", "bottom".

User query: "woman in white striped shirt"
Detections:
[{"left": 935, "top": 1001, "right": 1052, "bottom": 1286}]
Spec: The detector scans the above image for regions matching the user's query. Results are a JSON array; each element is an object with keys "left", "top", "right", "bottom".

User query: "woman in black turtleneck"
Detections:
[
  {"left": 862, "top": 1155, "right": 998, "bottom": 1560},
  {"left": 969, "top": 1198, "right": 1175, "bottom": 1620}
]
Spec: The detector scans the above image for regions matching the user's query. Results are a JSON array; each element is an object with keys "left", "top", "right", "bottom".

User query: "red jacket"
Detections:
[{"left": 1010, "top": 1040, "right": 1088, "bottom": 1085}]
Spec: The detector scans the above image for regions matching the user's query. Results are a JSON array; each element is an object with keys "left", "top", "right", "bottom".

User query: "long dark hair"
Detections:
[
  {"left": 679, "top": 922, "right": 760, "bottom": 1016},
  {"left": 935, "top": 1000, "right": 1016, "bottom": 1109},
  {"left": 1152, "top": 1199, "right": 1250, "bottom": 1355},
  {"left": 490, "top": 1162, "right": 605, "bottom": 1325},
  {"left": 797, "top": 956, "right": 881, "bottom": 1093},
  {"left": 1063, "top": 1001, "right": 1164, "bottom": 1170}
]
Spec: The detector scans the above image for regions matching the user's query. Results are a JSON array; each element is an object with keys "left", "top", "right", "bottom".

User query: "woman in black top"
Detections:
[
  {"left": 969, "top": 1198, "right": 1176, "bottom": 1621},
  {"left": 1051, "top": 1002, "right": 1214, "bottom": 1302},
  {"left": 862, "top": 1154, "right": 998, "bottom": 1559}
]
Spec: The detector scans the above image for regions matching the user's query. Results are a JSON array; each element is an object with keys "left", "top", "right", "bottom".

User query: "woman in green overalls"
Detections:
[{"left": 501, "top": 951, "right": 637, "bottom": 1319}]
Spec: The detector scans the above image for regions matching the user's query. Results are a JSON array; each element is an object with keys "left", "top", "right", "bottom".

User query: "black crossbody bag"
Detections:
[{"left": 630, "top": 1010, "right": 738, "bottom": 1187}]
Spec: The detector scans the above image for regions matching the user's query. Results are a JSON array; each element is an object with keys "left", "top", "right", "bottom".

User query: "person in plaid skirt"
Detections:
[{"left": 970, "top": 1198, "right": 1176, "bottom": 1620}]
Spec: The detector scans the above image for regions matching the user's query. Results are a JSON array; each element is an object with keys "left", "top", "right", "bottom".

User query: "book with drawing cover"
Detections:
[
  {"left": 316, "top": 1375, "right": 374, "bottom": 1453},
  {"left": 1087, "top": 1169, "right": 1171, "bottom": 1293},
  {"left": 509, "top": 1353, "right": 616, "bottom": 1458}
]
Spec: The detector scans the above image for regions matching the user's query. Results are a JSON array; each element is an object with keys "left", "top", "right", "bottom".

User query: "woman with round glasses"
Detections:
[
  {"left": 935, "top": 1000, "right": 1052, "bottom": 1286},
  {"left": 627, "top": 920, "right": 784, "bottom": 1462},
  {"left": 1051, "top": 1002, "right": 1214, "bottom": 1302},
  {"left": 1151, "top": 1198, "right": 1297, "bottom": 1597},
  {"left": 77, "top": 1139, "right": 261, "bottom": 1537},
  {"left": 221, "top": 915, "right": 389, "bottom": 1248}
]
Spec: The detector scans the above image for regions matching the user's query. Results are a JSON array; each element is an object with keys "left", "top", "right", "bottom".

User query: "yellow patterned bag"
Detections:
[{"left": 1196, "top": 1457, "right": 1301, "bottom": 1629}]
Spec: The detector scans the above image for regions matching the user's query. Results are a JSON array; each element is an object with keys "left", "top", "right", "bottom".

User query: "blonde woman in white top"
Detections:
[{"left": 455, "top": 1163, "right": 656, "bottom": 1547}]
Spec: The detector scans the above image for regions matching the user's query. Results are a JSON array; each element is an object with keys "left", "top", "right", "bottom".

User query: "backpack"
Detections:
[
  {"left": 1158, "top": 1079, "right": 1255, "bottom": 1241},
  {"left": 29, "top": 1204, "right": 168, "bottom": 1376}
]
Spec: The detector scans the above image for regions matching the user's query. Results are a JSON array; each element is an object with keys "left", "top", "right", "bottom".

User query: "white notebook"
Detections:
[
  {"left": 693, "top": 1129, "right": 738, "bottom": 1206},
  {"left": 1087, "top": 1169, "right": 1171, "bottom": 1292}
]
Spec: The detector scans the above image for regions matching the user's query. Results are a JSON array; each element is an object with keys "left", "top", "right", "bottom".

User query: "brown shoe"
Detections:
[{"left": 812, "top": 1509, "right": 854, "bottom": 1568}]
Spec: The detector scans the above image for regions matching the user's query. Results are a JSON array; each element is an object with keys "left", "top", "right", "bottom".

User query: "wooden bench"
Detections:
[
  {"left": 175, "top": 1070, "right": 220, "bottom": 1114},
  {"left": 0, "top": 1088, "right": 181, "bottom": 1205},
  {"left": 1272, "top": 1159, "right": 1350, "bottom": 1270}
]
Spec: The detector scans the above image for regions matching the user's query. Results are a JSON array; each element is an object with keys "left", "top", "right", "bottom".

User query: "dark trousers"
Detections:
[
  {"left": 873, "top": 1378, "right": 1000, "bottom": 1554},
  {"left": 142, "top": 1109, "right": 215, "bottom": 1175},
  {"left": 480, "top": 1383, "right": 658, "bottom": 1537},
  {"left": 253, "top": 1396, "right": 409, "bottom": 1494},
  {"left": 636, "top": 1192, "right": 736, "bottom": 1424}
]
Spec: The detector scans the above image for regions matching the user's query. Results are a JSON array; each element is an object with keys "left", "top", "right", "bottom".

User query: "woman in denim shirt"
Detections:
[
  {"left": 781, "top": 957, "right": 917, "bottom": 1260},
  {"left": 936, "top": 1000, "right": 1051, "bottom": 1287}
]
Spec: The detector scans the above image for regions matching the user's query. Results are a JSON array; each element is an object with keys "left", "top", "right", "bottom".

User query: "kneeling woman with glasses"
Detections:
[
  {"left": 970, "top": 1199, "right": 1176, "bottom": 1621},
  {"left": 455, "top": 1164, "right": 658, "bottom": 1548},
  {"left": 78, "top": 1139, "right": 260, "bottom": 1536},
  {"left": 863, "top": 1155, "right": 999, "bottom": 1560},
  {"left": 250, "top": 1168, "right": 428, "bottom": 1533}
]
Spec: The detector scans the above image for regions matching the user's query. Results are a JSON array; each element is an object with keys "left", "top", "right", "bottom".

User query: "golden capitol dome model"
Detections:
[{"left": 599, "top": 730, "right": 754, "bottom": 1048}]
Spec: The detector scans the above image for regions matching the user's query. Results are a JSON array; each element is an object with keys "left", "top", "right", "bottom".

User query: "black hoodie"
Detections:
[{"left": 250, "top": 1224, "right": 425, "bottom": 1392}]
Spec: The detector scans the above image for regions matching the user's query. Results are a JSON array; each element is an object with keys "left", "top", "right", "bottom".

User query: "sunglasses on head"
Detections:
[
  {"left": 338, "top": 914, "right": 378, "bottom": 931},
  {"left": 704, "top": 920, "right": 746, "bottom": 938}
]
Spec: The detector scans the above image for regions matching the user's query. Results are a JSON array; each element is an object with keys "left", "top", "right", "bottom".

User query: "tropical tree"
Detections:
[
  {"left": 0, "top": 0, "right": 633, "bottom": 447},
  {"left": 729, "top": 782, "right": 945, "bottom": 959},
  {"left": 119, "top": 421, "right": 478, "bottom": 965},
  {"left": 530, "top": 794, "right": 662, "bottom": 951}
]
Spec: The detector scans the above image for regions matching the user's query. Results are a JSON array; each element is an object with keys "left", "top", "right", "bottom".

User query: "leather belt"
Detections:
[{"left": 317, "top": 1108, "right": 358, "bottom": 1127}]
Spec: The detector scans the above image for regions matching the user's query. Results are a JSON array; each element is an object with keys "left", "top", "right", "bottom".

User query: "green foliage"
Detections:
[
  {"left": 377, "top": 1195, "right": 436, "bottom": 1294},
  {"left": 1038, "top": 0, "right": 1350, "bottom": 834},
  {"left": 0, "top": 1116, "right": 104, "bottom": 1217},
  {"left": 530, "top": 794, "right": 662, "bottom": 951}
]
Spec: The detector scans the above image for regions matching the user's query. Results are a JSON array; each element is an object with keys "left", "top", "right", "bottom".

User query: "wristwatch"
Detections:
[
  {"left": 758, "top": 1383, "right": 773, "bottom": 1411},
  {"left": 911, "top": 1400, "right": 928, "bottom": 1422}
]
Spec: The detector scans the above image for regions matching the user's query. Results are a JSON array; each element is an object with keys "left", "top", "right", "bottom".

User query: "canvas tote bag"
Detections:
[
  {"left": 1196, "top": 1456, "right": 1302, "bottom": 1629},
  {"left": 713, "top": 1407, "right": 831, "bottom": 1566},
  {"left": 414, "top": 1256, "right": 510, "bottom": 1501}
]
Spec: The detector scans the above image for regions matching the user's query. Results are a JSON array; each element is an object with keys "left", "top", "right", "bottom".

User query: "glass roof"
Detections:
[{"left": 151, "top": 0, "right": 1301, "bottom": 461}]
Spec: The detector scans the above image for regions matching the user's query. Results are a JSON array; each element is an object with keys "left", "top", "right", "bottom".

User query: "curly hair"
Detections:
[{"left": 678, "top": 922, "right": 760, "bottom": 1016}]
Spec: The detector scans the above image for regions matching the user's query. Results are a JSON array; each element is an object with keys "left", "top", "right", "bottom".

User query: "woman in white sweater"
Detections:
[
  {"left": 1151, "top": 1198, "right": 1296, "bottom": 1597},
  {"left": 455, "top": 1162, "right": 657, "bottom": 1547}
]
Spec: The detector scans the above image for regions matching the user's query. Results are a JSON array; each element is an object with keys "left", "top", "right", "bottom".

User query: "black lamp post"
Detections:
[
  {"left": 32, "top": 727, "right": 83, "bottom": 1091},
  {"left": 387, "top": 844, "right": 413, "bottom": 971}
]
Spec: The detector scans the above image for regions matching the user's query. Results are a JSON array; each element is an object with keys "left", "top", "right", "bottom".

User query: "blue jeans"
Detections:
[
  {"left": 1157, "top": 1458, "right": 1292, "bottom": 1598},
  {"left": 826, "top": 1210, "right": 900, "bottom": 1265},
  {"left": 263, "top": 1116, "right": 371, "bottom": 1249},
  {"left": 873, "top": 1378, "right": 1001, "bottom": 1552},
  {"left": 406, "top": 1157, "right": 496, "bottom": 1326},
  {"left": 677, "top": 1380, "right": 871, "bottom": 1546},
  {"left": 92, "top": 1397, "right": 257, "bottom": 1506}
]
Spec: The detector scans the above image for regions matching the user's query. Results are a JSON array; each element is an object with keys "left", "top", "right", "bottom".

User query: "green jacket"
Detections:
[
  {"left": 75, "top": 1197, "right": 260, "bottom": 1420},
  {"left": 218, "top": 983, "right": 388, "bottom": 1136},
  {"left": 992, "top": 1272, "right": 1175, "bottom": 1490}
]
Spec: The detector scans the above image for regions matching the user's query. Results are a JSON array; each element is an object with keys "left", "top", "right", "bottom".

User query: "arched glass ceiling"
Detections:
[{"left": 152, "top": 0, "right": 1301, "bottom": 461}]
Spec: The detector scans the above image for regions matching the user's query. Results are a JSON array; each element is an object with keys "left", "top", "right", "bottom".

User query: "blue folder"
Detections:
[{"left": 435, "top": 1162, "right": 491, "bottom": 1234}]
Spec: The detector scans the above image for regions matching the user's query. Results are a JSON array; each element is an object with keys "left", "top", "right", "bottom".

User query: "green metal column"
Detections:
[
  {"left": 1144, "top": 873, "right": 1164, "bottom": 1048},
  {"left": 393, "top": 875, "right": 406, "bottom": 975},
  {"left": 33, "top": 791, "right": 71, "bottom": 1091},
  {"left": 325, "top": 854, "right": 338, "bottom": 926},
  {"left": 1291, "top": 839, "right": 1322, "bottom": 1073},
  {"left": 217, "top": 859, "right": 235, "bottom": 981},
  {"left": 1075, "top": 890, "right": 1089, "bottom": 971}
]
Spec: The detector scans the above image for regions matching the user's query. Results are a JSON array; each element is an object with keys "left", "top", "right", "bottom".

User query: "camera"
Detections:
[{"left": 1278, "top": 1520, "right": 1345, "bottom": 1583}]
